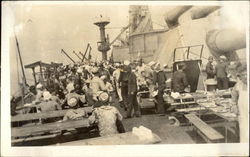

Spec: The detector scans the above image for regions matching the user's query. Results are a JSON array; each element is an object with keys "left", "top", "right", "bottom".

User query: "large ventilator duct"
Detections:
[
  {"left": 206, "top": 28, "right": 246, "bottom": 61},
  {"left": 190, "top": 6, "right": 221, "bottom": 20},
  {"left": 164, "top": 6, "right": 192, "bottom": 29}
]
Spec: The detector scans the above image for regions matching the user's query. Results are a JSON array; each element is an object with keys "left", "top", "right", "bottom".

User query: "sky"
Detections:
[
  {"left": 3, "top": 1, "right": 248, "bottom": 95},
  {"left": 7, "top": 2, "right": 247, "bottom": 65},
  {"left": 8, "top": 4, "right": 170, "bottom": 64},
  {"left": 5, "top": 2, "right": 172, "bottom": 95}
]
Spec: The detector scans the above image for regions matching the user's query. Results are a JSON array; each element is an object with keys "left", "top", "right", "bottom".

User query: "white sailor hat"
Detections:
[
  {"left": 68, "top": 97, "right": 78, "bottom": 107},
  {"left": 124, "top": 60, "right": 130, "bottom": 66},
  {"left": 36, "top": 83, "right": 43, "bottom": 89},
  {"left": 67, "top": 93, "right": 79, "bottom": 107},
  {"left": 91, "top": 67, "right": 99, "bottom": 74},
  {"left": 43, "top": 91, "right": 52, "bottom": 100},
  {"left": 148, "top": 61, "right": 156, "bottom": 67},
  {"left": 220, "top": 55, "right": 227, "bottom": 60},
  {"left": 97, "top": 91, "right": 109, "bottom": 103},
  {"left": 77, "top": 68, "right": 83, "bottom": 73},
  {"left": 163, "top": 64, "right": 168, "bottom": 68}
]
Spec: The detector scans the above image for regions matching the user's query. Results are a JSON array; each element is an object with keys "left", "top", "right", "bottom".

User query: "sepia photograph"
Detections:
[{"left": 1, "top": 1, "right": 249, "bottom": 156}]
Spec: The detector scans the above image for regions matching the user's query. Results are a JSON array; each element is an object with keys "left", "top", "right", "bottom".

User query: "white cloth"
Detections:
[
  {"left": 113, "top": 69, "right": 123, "bottom": 101},
  {"left": 235, "top": 81, "right": 249, "bottom": 143}
]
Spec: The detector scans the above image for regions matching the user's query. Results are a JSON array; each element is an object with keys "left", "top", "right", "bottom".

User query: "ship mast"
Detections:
[{"left": 14, "top": 31, "right": 27, "bottom": 86}]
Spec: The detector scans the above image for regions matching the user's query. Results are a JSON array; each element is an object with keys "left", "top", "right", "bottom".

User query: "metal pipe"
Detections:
[
  {"left": 190, "top": 6, "right": 221, "bottom": 20},
  {"left": 206, "top": 28, "right": 246, "bottom": 62},
  {"left": 164, "top": 6, "right": 192, "bottom": 29},
  {"left": 206, "top": 28, "right": 246, "bottom": 53}
]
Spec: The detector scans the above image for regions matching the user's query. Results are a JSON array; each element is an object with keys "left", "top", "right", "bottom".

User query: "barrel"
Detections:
[{"left": 205, "top": 79, "right": 217, "bottom": 91}]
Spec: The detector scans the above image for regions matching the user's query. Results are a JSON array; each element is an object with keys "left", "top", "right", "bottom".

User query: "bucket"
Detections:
[{"left": 205, "top": 79, "right": 217, "bottom": 91}]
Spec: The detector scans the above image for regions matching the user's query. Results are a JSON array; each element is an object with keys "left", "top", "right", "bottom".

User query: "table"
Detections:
[
  {"left": 12, "top": 106, "right": 93, "bottom": 122},
  {"left": 198, "top": 100, "right": 238, "bottom": 142}
]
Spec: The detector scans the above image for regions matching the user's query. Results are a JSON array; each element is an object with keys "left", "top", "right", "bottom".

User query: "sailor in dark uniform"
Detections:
[
  {"left": 154, "top": 63, "right": 167, "bottom": 116},
  {"left": 215, "top": 55, "right": 229, "bottom": 90},
  {"left": 171, "top": 63, "right": 189, "bottom": 93},
  {"left": 206, "top": 56, "right": 215, "bottom": 79}
]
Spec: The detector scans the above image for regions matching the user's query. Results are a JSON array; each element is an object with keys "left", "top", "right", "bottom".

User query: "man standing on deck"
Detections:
[
  {"left": 206, "top": 56, "right": 215, "bottom": 79},
  {"left": 154, "top": 63, "right": 167, "bottom": 116},
  {"left": 215, "top": 55, "right": 229, "bottom": 90},
  {"left": 127, "top": 62, "right": 140, "bottom": 118},
  {"left": 118, "top": 60, "right": 130, "bottom": 111}
]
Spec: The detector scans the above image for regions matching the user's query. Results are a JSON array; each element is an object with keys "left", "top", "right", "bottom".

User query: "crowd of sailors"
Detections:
[{"left": 11, "top": 55, "right": 248, "bottom": 141}]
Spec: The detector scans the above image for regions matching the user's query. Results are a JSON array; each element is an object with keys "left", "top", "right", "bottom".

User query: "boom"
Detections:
[{"left": 61, "top": 49, "right": 75, "bottom": 63}]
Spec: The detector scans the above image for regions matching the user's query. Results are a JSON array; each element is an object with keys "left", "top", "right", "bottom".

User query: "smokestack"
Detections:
[
  {"left": 206, "top": 28, "right": 246, "bottom": 53},
  {"left": 164, "top": 6, "right": 192, "bottom": 29},
  {"left": 206, "top": 28, "right": 246, "bottom": 61}
]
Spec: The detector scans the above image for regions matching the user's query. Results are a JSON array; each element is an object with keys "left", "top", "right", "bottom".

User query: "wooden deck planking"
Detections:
[
  {"left": 12, "top": 107, "right": 93, "bottom": 122},
  {"left": 176, "top": 107, "right": 206, "bottom": 112},
  {"left": 12, "top": 119, "right": 90, "bottom": 137},
  {"left": 185, "top": 114, "right": 224, "bottom": 141}
]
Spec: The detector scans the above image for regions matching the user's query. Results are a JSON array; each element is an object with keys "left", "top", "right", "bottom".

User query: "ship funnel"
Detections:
[
  {"left": 190, "top": 6, "right": 221, "bottom": 20},
  {"left": 206, "top": 28, "right": 246, "bottom": 61},
  {"left": 164, "top": 6, "right": 192, "bottom": 29}
]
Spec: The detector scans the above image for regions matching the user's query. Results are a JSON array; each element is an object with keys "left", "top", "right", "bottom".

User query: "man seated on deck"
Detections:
[
  {"left": 88, "top": 91, "right": 125, "bottom": 137},
  {"left": 31, "top": 83, "right": 45, "bottom": 105},
  {"left": 171, "top": 63, "right": 190, "bottom": 93},
  {"left": 38, "top": 91, "right": 62, "bottom": 112},
  {"left": 89, "top": 66, "right": 107, "bottom": 108},
  {"left": 63, "top": 93, "right": 88, "bottom": 121},
  {"left": 37, "top": 91, "right": 62, "bottom": 123},
  {"left": 62, "top": 87, "right": 86, "bottom": 109}
]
